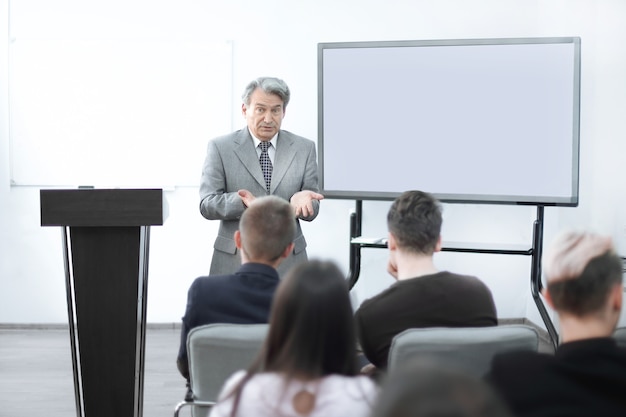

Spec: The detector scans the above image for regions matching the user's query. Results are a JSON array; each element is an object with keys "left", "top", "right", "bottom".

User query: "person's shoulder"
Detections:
[
  {"left": 356, "top": 286, "right": 391, "bottom": 310},
  {"left": 439, "top": 271, "right": 482, "bottom": 281},
  {"left": 189, "top": 274, "right": 234, "bottom": 293},
  {"left": 192, "top": 273, "right": 232, "bottom": 284},
  {"left": 439, "top": 271, "right": 492, "bottom": 289},
  {"left": 210, "top": 129, "right": 247, "bottom": 145},
  {"left": 355, "top": 283, "right": 403, "bottom": 316},
  {"left": 280, "top": 129, "right": 314, "bottom": 144},
  {"left": 189, "top": 275, "right": 209, "bottom": 289}
]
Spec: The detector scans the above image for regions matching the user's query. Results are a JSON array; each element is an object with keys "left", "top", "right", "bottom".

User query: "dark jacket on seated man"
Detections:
[
  {"left": 176, "top": 263, "right": 280, "bottom": 379},
  {"left": 486, "top": 230, "right": 626, "bottom": 417},
  {"left": 354, "top": 190, "right": 497, "bottom": 370},
  {"left": 488, "top": 337, "right": 626, "bottom": 416},
  {"left": 356, "top": 270, "right": 497, "bottom": 369},
  {"left": 176, "top": 195, "right": 296, "bottom": 380}
]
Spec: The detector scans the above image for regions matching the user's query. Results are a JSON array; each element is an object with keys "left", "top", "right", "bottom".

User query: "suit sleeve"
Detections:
[
  {"left": 297, "top": 140, "right": 321, "bottom": 222},
  {"left": 199, "top": 139, "right": 246, "bottom": 220}
]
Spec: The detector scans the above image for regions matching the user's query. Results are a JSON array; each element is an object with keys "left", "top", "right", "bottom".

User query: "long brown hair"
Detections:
[{"left": 228, "top": 260, "right": 359, "bottom": 416}]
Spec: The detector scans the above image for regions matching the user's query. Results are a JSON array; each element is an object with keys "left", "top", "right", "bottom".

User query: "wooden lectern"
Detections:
[{"left": 40, "top": 189, "right": 168, "bottom": 417}]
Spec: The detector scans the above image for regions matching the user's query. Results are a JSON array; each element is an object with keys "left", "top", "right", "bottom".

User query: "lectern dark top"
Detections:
[{"left": 40, "top": 189, "right": 167, "bottom": 417}]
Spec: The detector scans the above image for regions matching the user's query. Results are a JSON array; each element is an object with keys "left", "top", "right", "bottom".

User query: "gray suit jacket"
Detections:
[{"left": 199, "top": 127, "right": 320, "bottom": 277}]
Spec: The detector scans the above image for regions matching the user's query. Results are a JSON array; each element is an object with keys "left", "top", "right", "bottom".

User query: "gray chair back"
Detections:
[
  {"left": 388, "top": 324, "right": 539, "bottom": 378},
  {"left": 186, "top": 323, "right": 269, "bottom": 417}
]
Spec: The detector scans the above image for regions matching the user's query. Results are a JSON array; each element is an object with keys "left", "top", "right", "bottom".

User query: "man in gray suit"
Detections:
[{"left": 199, "top": 76, "right": 324, "bottom": 277}]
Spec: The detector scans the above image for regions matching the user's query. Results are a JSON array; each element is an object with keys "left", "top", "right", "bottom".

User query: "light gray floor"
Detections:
[
  {"left": 0, "top": 325, "right": 555, "bottom": 417},
  {"left": 0, "top": 327, "right": 186, "bottom": 417}
]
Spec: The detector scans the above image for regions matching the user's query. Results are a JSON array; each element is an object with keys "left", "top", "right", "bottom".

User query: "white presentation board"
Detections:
[
  {"left": 9, "top": 39, "right": 232, "bottom": 187},
  {"left": 318, "top": 37, "right": 581, "bottom": 206}
]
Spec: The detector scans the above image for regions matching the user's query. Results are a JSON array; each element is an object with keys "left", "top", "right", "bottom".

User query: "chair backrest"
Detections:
[
  {"left": 613, "top": 327, "right": 626, "bottom": 348},
  {"left": 388, "top": 324, "right": 540, "bottom": 378},
  {"left": 187, "top": 323, "right": 269, "bottom": 417}
]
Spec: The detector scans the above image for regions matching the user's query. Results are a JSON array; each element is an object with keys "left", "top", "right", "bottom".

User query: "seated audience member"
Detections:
[
  {"left": 370, "top": 358, "right": 514, "bottom": 417},
  {"left": 355, "top": 190, "right": 497, "bottom": 371},
  {"left": 208, "top": 260, "right": 378, "bottom": 417},
  {"left": 176, "top": 195, "right": 296, "bottom": 381},
  {"left": 486, "top": 231, "right": 626, "bottom": 416}
]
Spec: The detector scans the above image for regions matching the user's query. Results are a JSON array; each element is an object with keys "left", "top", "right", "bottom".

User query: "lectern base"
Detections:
[{"left": 62, "top": 226, "right": 150, "bottom": 417}]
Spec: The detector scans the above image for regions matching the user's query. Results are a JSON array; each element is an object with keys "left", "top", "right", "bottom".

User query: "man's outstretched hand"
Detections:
[{"left": 290, "top": 190, "right": 324, "bottom": 218}]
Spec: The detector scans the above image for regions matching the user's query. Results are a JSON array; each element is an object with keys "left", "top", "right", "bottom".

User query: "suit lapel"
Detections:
[
  {"left": 272, "top": 132, "right": 296, "bottom": 193},
  {"left": 233, "top": 129, "right": 266, "bottom": 190}
]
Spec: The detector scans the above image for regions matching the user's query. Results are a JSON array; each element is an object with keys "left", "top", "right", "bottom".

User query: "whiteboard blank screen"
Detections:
[
  {"left": 9, "top": 40, "right": 232, "bottom": 187},
  {"left": 318, "top": 37, "right": 580, "bottom": 206}
]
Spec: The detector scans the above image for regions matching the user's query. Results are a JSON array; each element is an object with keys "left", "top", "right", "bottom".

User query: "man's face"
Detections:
[{"left": 242, "top": 88, "right": 285, "bottom": 141}]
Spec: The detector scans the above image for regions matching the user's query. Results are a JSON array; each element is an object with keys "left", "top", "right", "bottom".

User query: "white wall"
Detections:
[{"left": 2, "top": 0, "right": 626, "bottom": 333}]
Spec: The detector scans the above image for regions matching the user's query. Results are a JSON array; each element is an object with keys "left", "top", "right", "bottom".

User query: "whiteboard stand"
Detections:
[{"left": 347, "top": 200, "right": 559, "bottom": 350}]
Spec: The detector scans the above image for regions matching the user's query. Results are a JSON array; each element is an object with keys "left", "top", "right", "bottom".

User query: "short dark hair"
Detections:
[
  {"left": 241, "top": 77, "right": 291, "bottom": 109},
  {"left": 387, "top": 190, "right": 442, "bottom": 254},
  {"left": 239, "top": 196, "right": 295, "bottom": 262}
]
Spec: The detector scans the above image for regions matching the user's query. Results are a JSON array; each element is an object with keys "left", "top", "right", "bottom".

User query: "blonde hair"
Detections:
[
  {"left": 543, "top": 230, "right": 622, "bottom": 316},
  {"left": 542, "top": 231, "right": 614, "bottom": 283}
]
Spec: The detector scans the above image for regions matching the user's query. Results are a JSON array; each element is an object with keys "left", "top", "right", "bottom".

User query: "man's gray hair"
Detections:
[{"left": 241, "top": 77, "right": 291, "bottom": 109}]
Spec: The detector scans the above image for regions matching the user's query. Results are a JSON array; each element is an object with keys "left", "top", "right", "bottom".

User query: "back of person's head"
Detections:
[
  {"left": 241, "top": 76, "right": 291, "bottom": 109},
  {"left": 262, "top": 259, "right": 358, "bottom": 377},
  {"left": 371, "top": 359, "right": 514, "bottom": 417},
  {"left": 239, "top": 196, "right": 295, "bottom": 263},
  {"left": 387, "top": 190, "right": 442, "bottom": 255},
  {"left": 542, "top": 230, "right": 622, "bottom": 318}
]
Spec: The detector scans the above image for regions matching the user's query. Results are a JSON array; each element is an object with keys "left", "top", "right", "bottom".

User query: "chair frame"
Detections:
[{"left": 174, "top": 399, "right": 215, "bottom": 417}]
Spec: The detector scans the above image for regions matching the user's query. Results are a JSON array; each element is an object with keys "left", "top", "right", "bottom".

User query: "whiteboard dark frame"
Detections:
[{"left": 317, "top": 37, "right": 581, "bottom": 206}]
